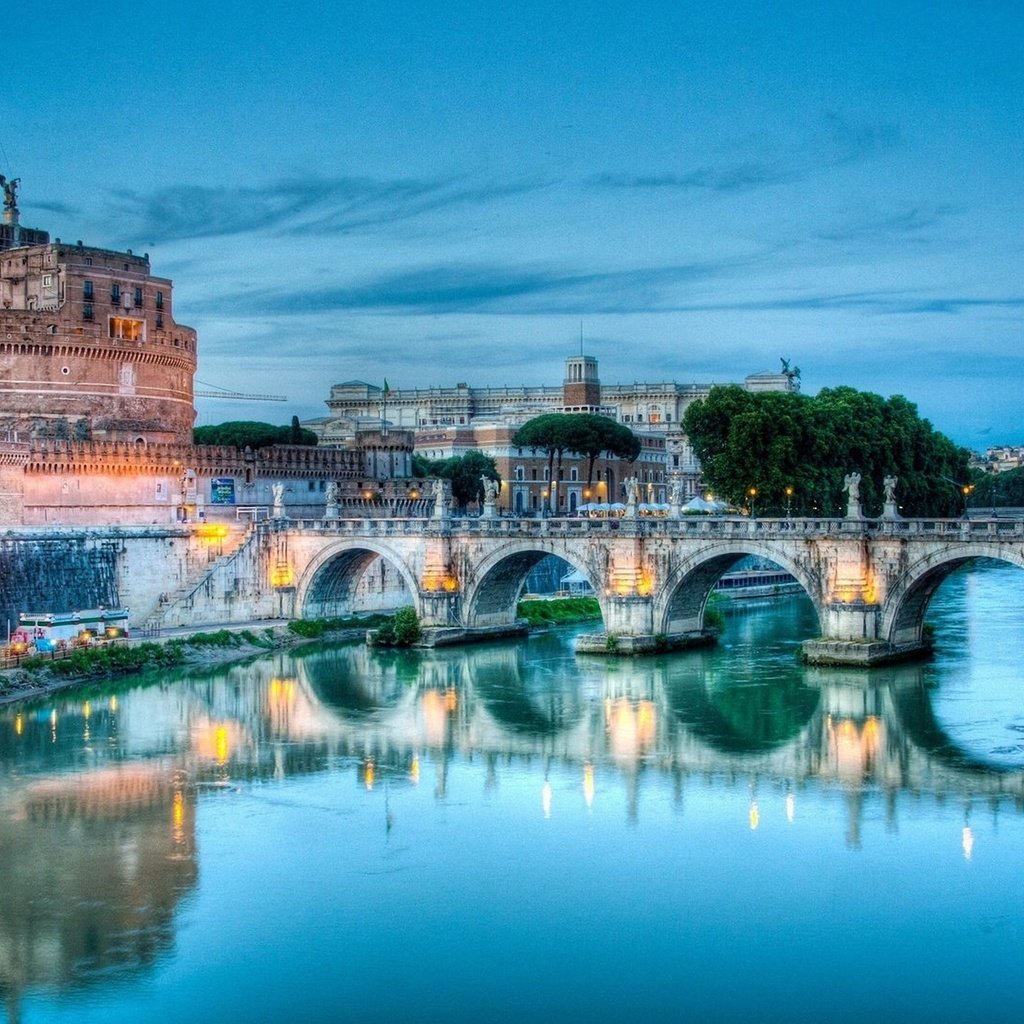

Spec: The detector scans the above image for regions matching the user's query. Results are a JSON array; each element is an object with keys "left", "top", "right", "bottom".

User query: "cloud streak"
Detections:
[{"left": 110, "top": 174, "right": 552, "bottom": 246}]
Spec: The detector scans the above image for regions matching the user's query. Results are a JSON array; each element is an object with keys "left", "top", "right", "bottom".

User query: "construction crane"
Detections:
[{"left": 193, "top": 380, "right": 287, "bottom": 402}]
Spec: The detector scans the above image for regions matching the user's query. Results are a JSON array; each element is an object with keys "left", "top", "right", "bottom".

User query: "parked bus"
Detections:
[{"left": 13, "top": 608, "right": 130, "bottom": 653}]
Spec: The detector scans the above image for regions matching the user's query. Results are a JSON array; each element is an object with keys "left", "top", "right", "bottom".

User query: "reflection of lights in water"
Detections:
[
  {"left": 583, "top": 762, "right": 595, "bottom": 809},
  {"left": 364, "top": 759, "right": 375, "bottom": 790},
  {"left": 419, "top": 688, "right": 448, "bottom": 745},
  {"left": 542, "top": 781, "right": 552, "bottom": 819},
  {"left": 173, "top": 790, "right": 186, "bottom": 844},
  {"left": 827, "top": 714, "right": 882, "bottom": 781},
  {"left": 410, "top": 757, "right": 420, "bottom": 784},
  {"left": 110, "top": 695, "right": 118, "bottom": 712},
  {"left": 963, "top": 826, "right": 974, "bottom": 861},
  {"left": 749, "top": 801, "right": 760, "bottom": 830},
  {"left": 15, "top": 713, "right": 23, "bottom": 735},
  {"left": 194, "top": 721, "right": 240, "bottom": 764},
  {"left": 786, "top": 792, "right": 795, "bottom": 823},
  {"left": 51, "top": 708, "right": 58, "bottom": 743},
  {"left": 605, "top": 698, "right": 657, "bottom": 757},
  {"left": 83, "top": 701, "right": 91, "bottom": 719},
  {"left": 445, "top": 688, "right": 458, "bottom": 712}
]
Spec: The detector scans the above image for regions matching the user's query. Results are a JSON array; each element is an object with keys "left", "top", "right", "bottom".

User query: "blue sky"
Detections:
[{"left": 4, "top": 1, "right": 1021, "bottom": 445}]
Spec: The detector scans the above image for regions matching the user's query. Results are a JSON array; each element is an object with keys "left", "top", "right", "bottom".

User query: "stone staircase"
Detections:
[{"left": 141, "top": 526, "right": 257, "bottom": 631}]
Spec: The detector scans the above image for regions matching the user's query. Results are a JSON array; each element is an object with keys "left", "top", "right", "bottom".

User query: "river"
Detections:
[{"left": 1, "top": 562, "right": 1023, "bottom": 1023}]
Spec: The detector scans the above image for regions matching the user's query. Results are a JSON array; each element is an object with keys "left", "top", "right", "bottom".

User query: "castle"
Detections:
[{"left": 0, "top": 181, "right": 413, "bottom": 526}]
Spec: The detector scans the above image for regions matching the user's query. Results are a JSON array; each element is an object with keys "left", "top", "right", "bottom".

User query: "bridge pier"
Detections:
[
  {"left": 803, "top": 599, "right": 931, "bottom": 666},
  {"left": 575, "top": 594, "right": 716, "bottom": 655}
]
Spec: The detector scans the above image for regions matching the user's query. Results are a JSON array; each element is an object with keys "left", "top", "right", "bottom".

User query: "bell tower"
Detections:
[{"left": 563, "top": 355, "right": 601, "bottom": 412}]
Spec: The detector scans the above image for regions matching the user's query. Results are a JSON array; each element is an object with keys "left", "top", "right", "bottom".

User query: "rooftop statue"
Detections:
[{"left": 0, "top": 175, "right": 19, "bottom": 210}]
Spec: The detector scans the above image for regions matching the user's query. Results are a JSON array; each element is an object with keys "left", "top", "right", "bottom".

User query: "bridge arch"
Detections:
[
  {"left": 881, "top": 544, "right": 1024, "bottom": 646},
  {"left": 463, "top": 540, "right": 604, "bottom": 629},
  {"left": 295, "top": 539, "right": 421, "bottom": 620},
  {"left": 653, "top": 540, "right": 823, "bottom": 637}
]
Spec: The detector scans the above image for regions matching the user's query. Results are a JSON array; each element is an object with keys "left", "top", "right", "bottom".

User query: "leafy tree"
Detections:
[
  {"left": 968, "top": 465, "right": 1024, "bottom": 509},
  {"left": 431, "top": 450, "right": 501, "bottom": 510},
  {"left": 684, "top": 385, "right": 970, "bottom": 517},
  {"left": 193, "top": 420, "right": 318, "bottom": 449},
  {"left": 412, "top": 453, "right": 431, "bottom": 478},
  {"left": 512, "top": 413, "right": 640, "bottom": 491}
]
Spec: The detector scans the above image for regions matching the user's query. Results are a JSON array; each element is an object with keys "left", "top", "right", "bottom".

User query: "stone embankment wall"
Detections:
[{"left": 0, "top": 525, "right": 269, "bottom": 631}]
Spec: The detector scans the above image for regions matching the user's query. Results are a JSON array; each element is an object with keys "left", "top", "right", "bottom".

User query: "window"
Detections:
[
  {"left": 110, "top": 284, "right": 121, "bottom": 303},
  {"left": 109, "top": 317, "right": 144, "bottom": 341},
  {"left": 82, "top": 303, "right": 93, "bottom": 320},
  {"left": 134, "top": 287, "right": 143, "bottom": 306},
  {"left": 155, "top": 291, "right": 164, "bottom": 310},
  {"left": 156, "top": 314, "right": 164, "bottom": 328},
  {"left": 42, "top": 274, "right": 53, "bottom": 287},
  {"left": 570, "top": 467, "right": 578, "bottom": 481},
  {"left": 515, "top": 466, "right": 524, "bottom": 481},
  {"left": 83, "top": 280, "right": 94, "bottom": 300}
]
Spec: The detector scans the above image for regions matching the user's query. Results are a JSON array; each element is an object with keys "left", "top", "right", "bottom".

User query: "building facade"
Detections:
[{"left": 310, "top": 355, "right": 796, "bottom": 511}]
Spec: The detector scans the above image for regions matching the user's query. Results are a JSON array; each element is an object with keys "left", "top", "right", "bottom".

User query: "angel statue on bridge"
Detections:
[{"left": 843, "top": 472, "right": 861, "bottom": 503}]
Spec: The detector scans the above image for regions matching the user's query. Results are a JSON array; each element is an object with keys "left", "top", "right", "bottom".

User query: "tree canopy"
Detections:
[
  {"left": 512, "top": 413, "right": 640, "bottom": 486},
  {"left": 427, "top": 450, "right": 501, "bottom": 510},
  {"left": 683, "top": 385, "right": 970, "bottom": 517},
  {"left": 193, "top": 420, "right": 318, "bottom": 449},
  {"left": 968, "top": 465, "right": 1024, "bottom": 509}
]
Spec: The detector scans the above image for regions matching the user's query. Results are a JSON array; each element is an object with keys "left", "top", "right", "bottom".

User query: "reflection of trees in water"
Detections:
[
  {"left": 302, "top": 643, "right": 426, "bottom": 719},
  {"left": 662, "top": 657, "right": 821, "bottom": 753},
  {"left": 471, "top": 641, "right": 590, "bottom": 736}
]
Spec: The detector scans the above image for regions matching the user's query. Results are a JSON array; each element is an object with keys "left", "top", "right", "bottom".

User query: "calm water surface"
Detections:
[{"left": 2, "top": 564, "right": 1024, "bottom": 1023}]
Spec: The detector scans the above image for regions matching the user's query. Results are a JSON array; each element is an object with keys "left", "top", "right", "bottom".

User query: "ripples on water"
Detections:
[{"left": 3, "top": 562, "right": 1023, "bottom": 1023}]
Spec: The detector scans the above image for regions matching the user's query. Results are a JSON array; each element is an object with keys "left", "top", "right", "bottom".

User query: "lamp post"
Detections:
[
  {"left": 962, "top": 483, "right": 974, "bottom": 518},
  {"left": 747, "top": 486, "right": 758, "bottom": 519},
  {"left": 785, "top": 485, "right": 794, "bottom": 519}
]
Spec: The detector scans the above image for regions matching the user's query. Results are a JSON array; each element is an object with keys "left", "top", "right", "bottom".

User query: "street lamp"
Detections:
[
  {"left": 785, "top": 485, "right": 794, "bottom": 519},
  {"left": 747, "top": 486, "right": 758, "bottom": 519}
]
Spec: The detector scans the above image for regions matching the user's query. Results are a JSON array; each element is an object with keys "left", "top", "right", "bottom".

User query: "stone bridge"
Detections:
[{"left": 174, "top": 512, "right": 1024, "bottom": 665}]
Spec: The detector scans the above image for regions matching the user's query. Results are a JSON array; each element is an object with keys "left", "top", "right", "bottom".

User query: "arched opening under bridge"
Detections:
[
  {"left": 298, "top": 542, "right": 419, "bottom": 621},
  {"left": 656, "top": 549, "right": 820, "bottom": 640},
  {"left": 466, "top": 548, "right": 603, "bottom": 630}
]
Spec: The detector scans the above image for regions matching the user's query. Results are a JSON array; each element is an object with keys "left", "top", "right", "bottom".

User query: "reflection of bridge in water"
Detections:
[
  {"left": 169, "top": 514, "right": 1024, "bottom": 665},
  {"left": 2, "top": 634, "right": 1021, "bottom": 1015}
]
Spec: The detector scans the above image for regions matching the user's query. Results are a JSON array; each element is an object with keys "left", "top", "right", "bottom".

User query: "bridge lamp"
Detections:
[
  {"left": 747, "top": 486, "right": 757, "bottom": 518},
  {"left": 785, "top": 486, "right": 794, "bottom": 519}
]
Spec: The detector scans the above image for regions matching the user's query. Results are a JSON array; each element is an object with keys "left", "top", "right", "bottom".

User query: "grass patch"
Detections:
[
  {"left": 517, "top": 596, "right": 602, "bottom": 627},
  {"left": 288, "top": 613, "right": 392, "bottom": 639}
]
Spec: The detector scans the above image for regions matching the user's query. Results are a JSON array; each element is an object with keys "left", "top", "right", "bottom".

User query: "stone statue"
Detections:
[
  {"left": 0, "top": 176, "right": 19, "bottom": 210},
  {"left": 325, "top": 480, "right": 339, "bottom": 505},
  {"left": 843, "top": 472, "right": 861, "bottom": 503},
  {"left": 272, "top": 482, "right": 284, "bottom": 517},
  {"left": 669, "top": 478, "right": 684, "bottom": 506},
  {"left": 624, "top": 476, "right": 640, "bottom": 504},
  {"left": 482, "top": 475, "right": 498, "bottom": 503},
  {"left": 883, "top": 475, "right": 898, "bottom": 503}
]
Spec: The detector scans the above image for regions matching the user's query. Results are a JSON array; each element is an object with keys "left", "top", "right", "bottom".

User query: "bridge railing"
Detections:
[{"left": 257, "top": 514, "right": 1024, "bottom": 540}]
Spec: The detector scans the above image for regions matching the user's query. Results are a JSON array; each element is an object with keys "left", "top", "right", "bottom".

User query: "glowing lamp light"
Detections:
[
  {"left": 196, "top": 522, "right": 228, "bottom": 540},
  {"left": 749, "top": 800, "right": 760, "bottom": 831},
  {"left": 271, "top": 562, "right": 295, "bottom": 587},
  {"left": 442, "top": 574, "right": 459, "bottom": 592},
  {"left": 962, "top": 826, "right": 974, "bottom": 861}
]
